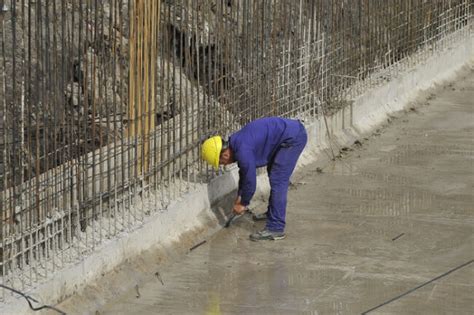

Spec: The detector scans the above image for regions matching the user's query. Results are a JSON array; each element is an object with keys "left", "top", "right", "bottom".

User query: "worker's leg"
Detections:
[{"left": 266, "top": 133, "right": 307, "bottom": 232}]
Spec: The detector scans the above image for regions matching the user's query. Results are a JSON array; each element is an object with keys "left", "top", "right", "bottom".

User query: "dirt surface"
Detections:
[{"left": 56, "top": 67, "right": 474, "bottom": 314}]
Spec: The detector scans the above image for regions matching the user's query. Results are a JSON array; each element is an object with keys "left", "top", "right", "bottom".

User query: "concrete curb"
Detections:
[{"left": 1, "top": 32, "right": 472, "bottom": 315}]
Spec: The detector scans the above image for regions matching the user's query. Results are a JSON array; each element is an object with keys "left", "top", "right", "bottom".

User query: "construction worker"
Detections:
[{"left": 201, "top": 117, "right": 307, "bottom": 241}]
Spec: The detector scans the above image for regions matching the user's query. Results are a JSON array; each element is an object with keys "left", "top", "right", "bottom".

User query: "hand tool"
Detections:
[{"left": 224, "top": 208, "right": 252, "bottom": 228}]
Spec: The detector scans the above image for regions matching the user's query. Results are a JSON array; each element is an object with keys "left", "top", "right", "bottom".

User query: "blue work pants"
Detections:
[{"left": 266, "top": 124, "right": 307, "bottom": 232}]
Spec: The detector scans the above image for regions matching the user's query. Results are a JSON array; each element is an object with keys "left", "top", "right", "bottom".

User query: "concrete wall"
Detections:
[{"left": 1, "top": 30, "right": 472, "bottom": 315}]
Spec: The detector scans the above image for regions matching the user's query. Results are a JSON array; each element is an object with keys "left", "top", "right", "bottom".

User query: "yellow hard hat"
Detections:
[{"left": 201, "top": 136, "right": 222, "bottom": 170}]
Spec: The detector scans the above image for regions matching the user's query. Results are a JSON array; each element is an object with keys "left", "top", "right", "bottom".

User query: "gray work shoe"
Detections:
[
  {"left": 252, "top": 211, "right": 268, "bottom": 221},
  {"left": 249, "top": 228, "right": 285, "bottom": 241}
]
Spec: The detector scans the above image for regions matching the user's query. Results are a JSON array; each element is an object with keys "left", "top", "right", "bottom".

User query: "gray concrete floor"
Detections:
[{"left": 95, "top": 69, "right": 474, "bottom": 314}]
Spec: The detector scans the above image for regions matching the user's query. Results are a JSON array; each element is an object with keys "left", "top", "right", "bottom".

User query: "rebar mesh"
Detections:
[{"left": 0, "top": 0, "right": 472, "bottom": 296}]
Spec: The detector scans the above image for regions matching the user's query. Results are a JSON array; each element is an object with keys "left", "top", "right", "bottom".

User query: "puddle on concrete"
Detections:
[
  {"left": 326, "top": 160, "right": 360, "bottom": 176},
  {"left": 378, "top": 144, "right": 398, "bottom": 152},
  {"left": 383, "top": 144, "right": 474, "bottom": 165},
  {"left": 358, "top": 171, "right": 414, "bottom": 185}
]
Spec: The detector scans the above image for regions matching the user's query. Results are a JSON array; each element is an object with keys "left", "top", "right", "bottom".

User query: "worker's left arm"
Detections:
[{"left": 235, "top": 149, "right": 256, "bottom": 213}]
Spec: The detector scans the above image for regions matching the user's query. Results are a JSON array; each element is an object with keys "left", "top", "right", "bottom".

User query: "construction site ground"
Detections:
[{"left": 57, "top": 68, "right": 474, "bottom": 314}]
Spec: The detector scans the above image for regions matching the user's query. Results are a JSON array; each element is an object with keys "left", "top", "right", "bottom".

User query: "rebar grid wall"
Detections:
[{"left": 0, "top": 0, "right": 471, "bottom": 295}]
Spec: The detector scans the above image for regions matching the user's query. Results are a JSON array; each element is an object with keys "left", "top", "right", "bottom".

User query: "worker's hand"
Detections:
[{"left": 232, "top": 196, "right": 247, "bottom": 215}]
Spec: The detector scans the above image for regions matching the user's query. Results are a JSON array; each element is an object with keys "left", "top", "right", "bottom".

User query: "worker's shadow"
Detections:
[
  {"left": 207, "top": 168, "right": 255, "bottom": 231},
  {"left": 209, "top": 192, "right": 256, "bottom": 232}
]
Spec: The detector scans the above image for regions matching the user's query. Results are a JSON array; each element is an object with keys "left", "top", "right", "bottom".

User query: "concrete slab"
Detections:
[{"left": 87, "top": 70, "right": 474, "bottom": 314}]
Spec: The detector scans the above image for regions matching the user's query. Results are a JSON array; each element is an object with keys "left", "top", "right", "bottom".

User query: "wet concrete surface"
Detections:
[{"left": 93, "top": 70, "right": 474, "bottom": 314}]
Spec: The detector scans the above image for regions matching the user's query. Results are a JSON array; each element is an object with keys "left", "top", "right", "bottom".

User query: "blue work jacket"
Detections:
[{"left": 229, "top": 117, "right": 304, "bottom": 206}]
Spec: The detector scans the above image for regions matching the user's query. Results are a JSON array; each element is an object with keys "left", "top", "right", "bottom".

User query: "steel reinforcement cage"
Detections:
[{"left": 0, "top": 0, "right": 472, "bottom": 297}]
